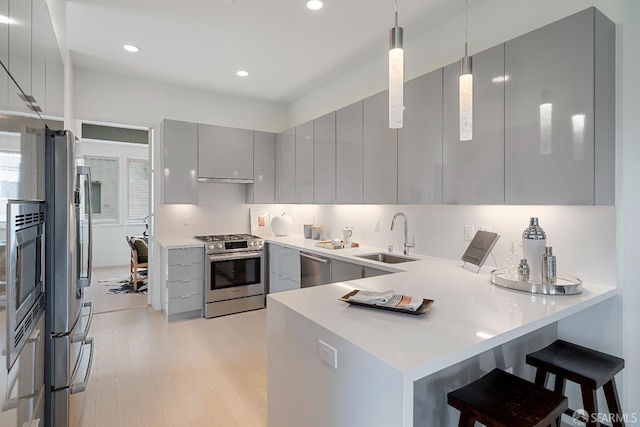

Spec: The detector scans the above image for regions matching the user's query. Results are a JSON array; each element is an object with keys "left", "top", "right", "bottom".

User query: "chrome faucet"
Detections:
[{"left": 390, "top": 212, "right": 415, "bottom": 255}]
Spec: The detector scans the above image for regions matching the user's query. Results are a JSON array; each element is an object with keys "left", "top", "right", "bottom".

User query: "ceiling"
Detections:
[{"left": 66, "top": 0, "right": 469, "bottom": 105}]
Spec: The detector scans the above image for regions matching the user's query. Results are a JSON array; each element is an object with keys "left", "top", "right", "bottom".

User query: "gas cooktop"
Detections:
[{"left": 194, "top": 234, "right": 264, "bottom": 254}]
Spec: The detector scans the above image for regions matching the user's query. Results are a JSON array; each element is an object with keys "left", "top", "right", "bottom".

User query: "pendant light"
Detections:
[
  {"left": 459, "top": 0, "right": 473, "bottom": 141},
  {"left": 389, "top": 0, "right": 404, "bottom": 129}
]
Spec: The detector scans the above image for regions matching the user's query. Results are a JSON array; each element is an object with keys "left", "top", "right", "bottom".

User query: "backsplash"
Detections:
[{"left": 155, "top": 185, "right": 616, "bottom": 286}]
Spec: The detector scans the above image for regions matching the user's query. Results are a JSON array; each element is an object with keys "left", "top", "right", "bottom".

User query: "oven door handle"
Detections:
[{"left": 209, "top": 251, "right": 262, "bottom": 262}]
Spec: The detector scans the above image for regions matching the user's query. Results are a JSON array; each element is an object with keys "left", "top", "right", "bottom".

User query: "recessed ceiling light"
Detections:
[
  {"left": 237, "top": 70, "right": 249, "bottom": 77},
  {"left": 0, "top": 14, "right": 15, "bottom": 24},
  {"left": 123, "top": 44, "right": 140, "bottom": 53},
  {"left": 306, "top": 0, "right": 323, "bottom": 11}
]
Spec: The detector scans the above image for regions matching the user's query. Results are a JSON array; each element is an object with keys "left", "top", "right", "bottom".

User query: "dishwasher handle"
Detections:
[{"left": 300, "top": 252, "right": 330, "bottom": 263}]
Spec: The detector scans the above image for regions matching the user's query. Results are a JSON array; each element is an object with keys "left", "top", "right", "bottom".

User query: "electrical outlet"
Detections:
[
  {"left": 480, "top": 225, "right": 492, "bottom": 232},
  {"left": 374, "top": 219, "right": 380, "bottom": 232},
  {"left": 318, "top": 340, "right": 338, "bottom": 369},
  {"left": 464, "top": 225, "right": 475, "bottom": 241},
  {"left": 183, "top": 216, "right": 190, "bottom": 226}
]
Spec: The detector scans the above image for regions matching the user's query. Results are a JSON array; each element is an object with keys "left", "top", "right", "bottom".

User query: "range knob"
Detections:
[
  {"left": 217, "top": 243, "right": 223, "bottom": 249},
  {"left": 208, "top": 245, "right": 214, "bottom": 251},
  {"left": 249, "top": 242, "right": 254, "bottom": 246},
  {"left": 257, "top": 241, "right": 263, "bottom": 246}
]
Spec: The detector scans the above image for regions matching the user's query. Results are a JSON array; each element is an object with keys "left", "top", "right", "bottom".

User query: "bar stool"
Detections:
[
  {"left": 526, "top": 340, "right": 625, "bottom": 427},
  {"left": 447, "top": 368, "right": 568, "bottom": 427}
]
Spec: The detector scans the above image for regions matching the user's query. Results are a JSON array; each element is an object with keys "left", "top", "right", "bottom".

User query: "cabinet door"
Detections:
[
  {"left": 1, "top": 0, "right": 7, "bottom": 66},
  {"left": 336, "top": 101, "right": 363, "bottom": 203},
  {"left": 268, "top": 244, "right": 300, "bottom": 282},
  {"left": 363, "top": 267, "right": 390, "bottom": 278},
  {"left": 363, "top": 90, "right": 397, "bottom": 204},
  {"left": 198, "top": 124, "right": 253, "bottom": 180},
  {"left": 314, "top": 112, "right": 336, "bottom": 204},
  {"left": 398, "top": 69, "right": 443, "bottom": 204},
  {"left": 443, "top": 44, "right": 505, "bottom": 204},
  {"left": 161, "top": 120, "right": 198, "bottom": 204},
  {"left": 8, "top": 0, "right": 31, "bottom": 95},
  {"left": 269, "top": 274, "right": 300, "bottom": 294},
  {"left": 43, "top": 2, "right": 64, "bottom": 120},
  {"left": 505, "top": 9, "right": 594, "bottom": 205},
  {"left": 248, "top": 131, "right": 276, "bottom": 203},
  {"left": 295, "top": 120, "right": 314, "bottom": 203},
  {"left": 30, "top": 0, "right": 47, "bottom": 112},
  {"left": 331, "top": 260, "right": 363, "bottom": 283},
  {"left": 276, "top": 128, "right": 296, "bottom": 203}
]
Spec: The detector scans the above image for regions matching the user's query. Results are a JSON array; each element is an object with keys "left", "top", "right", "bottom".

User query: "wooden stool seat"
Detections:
[
  {"left": 447, "top": 368, "right": 568, "bottom": 427},
  {"left": 526, "top": 340, "right": 625, "bottom": 427}
]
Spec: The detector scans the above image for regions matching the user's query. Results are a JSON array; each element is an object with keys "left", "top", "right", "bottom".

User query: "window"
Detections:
[
  {"left": 128, "top": 158, "right": 149, "bottom": 221},
  {"left": 84, "top": 157, "right": 118, "bottom": 222}
]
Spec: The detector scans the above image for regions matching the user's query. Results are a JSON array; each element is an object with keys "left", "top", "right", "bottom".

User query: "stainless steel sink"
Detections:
[{"left": 354, "top": 252, "right": 418, "bottom": 264}]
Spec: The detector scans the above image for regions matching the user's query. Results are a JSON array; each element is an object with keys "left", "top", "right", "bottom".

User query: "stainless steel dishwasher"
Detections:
[{"left": 300, "top": 251, "right": 331, "bottom": 287}]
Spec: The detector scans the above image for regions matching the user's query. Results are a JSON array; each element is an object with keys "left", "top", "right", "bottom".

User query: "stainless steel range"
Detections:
[{"left": 194, "top": 234, "right": 265, "bottom": 318}]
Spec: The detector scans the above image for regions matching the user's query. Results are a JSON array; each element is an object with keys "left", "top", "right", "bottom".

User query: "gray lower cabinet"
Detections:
[
  {"left": 198, "top": 123, "right": 253, "bottom": 181},
  {"left": 504, "top": 7, "right": 614, "bottom": 205},
  {"left": 159, "top": 119, "right": 199, "bottom": 204},
  {"left": 363, "top": 266, "right": 390, "bottom": 278},
  {"left": 295, "top": 121, "right": 314, "bottom": 203},
  {"left": 314, "top": 112, "right": 336, "bottom": 204},
  {"left": 247, "top": 131, "right": 276, "bottom": 203},
  {"left": 268, "top": 243, "right": 300, "bottom": 293},
  {"left": 163, "top": 246, "right": 204, "bottom": 321},
  {"left": 336, "top": 101, "right": 363, "bottom": 203},
  {"left": 398, "top": 69, "right": 443, "bottom": 204},
  {"left": 363, "top": 90, "right": 398, "bottom": 204},
  {"left": 443, "top": 44, "right": 505, "bottom": 204},
  {"left": 276, "top": 128, "right": 296, "bottom": 203},
  {"left": 331, "top": 259, "right": 364, "bottom": 283}
]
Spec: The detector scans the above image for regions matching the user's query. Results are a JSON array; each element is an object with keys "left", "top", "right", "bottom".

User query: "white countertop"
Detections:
[
  {"left": 266, "top": 234, "right": 617, "bottom": 381},
  {"left": 157, "top": 237, "right": 204, "bottom": 249}
]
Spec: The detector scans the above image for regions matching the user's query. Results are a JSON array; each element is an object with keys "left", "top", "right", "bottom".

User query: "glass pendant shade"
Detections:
[
  {"left": 459, "top": 55, "right": 473, "bottom": 141},
  {"left": 389, "top": 16, "right": 403, "bottom": 129}
]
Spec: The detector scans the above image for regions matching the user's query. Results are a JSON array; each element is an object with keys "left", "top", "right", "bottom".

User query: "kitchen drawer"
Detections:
[
  {"left": 168, "top": 262, "right": 203, "bottom": 281},
  {"left": 269, "top": 273, "right": 300, "bottom": 293},
  {"left": 167, "top": 293, "right": 203, "bottom": 315},
  {"left": 168, "top": 247, "right": 203, "bottom": 266},
  {"left": 167, "top": 278, "right": 203, "bottom": 299}
]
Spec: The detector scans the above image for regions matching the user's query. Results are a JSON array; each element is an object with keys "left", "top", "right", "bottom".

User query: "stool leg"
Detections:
[
  {"left": 534, "top": 368, "right": 548, "bottom": 388},
  {"left": 580, "top": 385, "right": 600, "bottom": 427},
  {"left": 603, "top": 378, "right": 625, "bottom": 427},
  {"left": 553, "top": 375, "right": 565, "bottom": 427},
  {"left": 458, "top": 411, "right": 475, "bottom": 427}
]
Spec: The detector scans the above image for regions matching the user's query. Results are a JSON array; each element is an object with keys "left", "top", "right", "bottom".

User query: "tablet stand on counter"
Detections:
[{"left": 461, "top": 230, "right": 500, "bottom": 273}]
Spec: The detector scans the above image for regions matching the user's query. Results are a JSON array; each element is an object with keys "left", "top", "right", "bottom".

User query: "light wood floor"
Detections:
[{"left": 71, "top": 306, "right": 267, "bottom": 427}]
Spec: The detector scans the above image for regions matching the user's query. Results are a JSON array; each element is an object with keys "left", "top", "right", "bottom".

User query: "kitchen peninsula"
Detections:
[{"left": 266, "top": 236, "right": 617, "bottom": 427}]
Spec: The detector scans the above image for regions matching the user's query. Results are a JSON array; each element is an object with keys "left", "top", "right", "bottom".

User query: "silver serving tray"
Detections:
[{"left": 490, "top": 269, "right": 583, "bottom": 295}]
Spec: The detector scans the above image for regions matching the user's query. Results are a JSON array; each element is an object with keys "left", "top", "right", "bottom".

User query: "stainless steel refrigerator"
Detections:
[{"left": 44, "top": 129, "right": 95, "bottom": 427}]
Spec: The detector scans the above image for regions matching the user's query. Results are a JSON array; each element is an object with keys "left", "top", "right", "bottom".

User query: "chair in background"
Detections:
[{"left": 126, "top": 236, "right": 148, "bottom": 291}]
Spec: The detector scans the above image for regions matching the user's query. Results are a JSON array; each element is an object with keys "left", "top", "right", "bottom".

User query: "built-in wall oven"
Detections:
[{"left": 195, "top": 234, "right": 264, "bottom": 318}]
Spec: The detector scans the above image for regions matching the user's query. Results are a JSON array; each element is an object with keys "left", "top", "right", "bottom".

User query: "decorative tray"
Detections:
[
  {"left": 490, "top": 269, "right": 583, "bottom": 295},
  {"left": 315, "top": 241, "right": 360, "bottom": 250},
  {"left": 339, "top": 290, "right": 434, "bottom": 316}
]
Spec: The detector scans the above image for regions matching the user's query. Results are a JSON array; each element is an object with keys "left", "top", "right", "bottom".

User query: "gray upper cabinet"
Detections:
[
  {"left": 31, "top": 0, "right": 47, "bottom": 112},
  {"left": 443, "top": 44, "right": 505, "bottom": 204},
  {"left": 198, "top": 124, "right": 253, "bottom": 182},
  {"left": 0, "top": 0, "right": 6, "bottom": 67},
  {"left": 314, "top": 112, "right": 336, "bottom": 204},
  {"left": 276, "top": 128, "right": 296, "bottom": 203},
  {"left": 336, "top": 101, "right": 363, "bottom": 203},
  {"left": 295, "top": 121, "right": 314, "bottom": 203},
  {"left": 398, "top": 69, "right": 443, "bottom": 204},
  {"left": 160, "top": 119, "right": 198, "bottom": 204},
  {"left": 8, "top": 0, "right": 31, "bottom": 96},
  {"left": 363, "top": 90, "right": 397, "bottom": 204},
  {"left": 504, "top": 7, "right": 614, "bottom": 205},
  {"left": 247, "top": 131, "right": 276, "bottom": 204}
]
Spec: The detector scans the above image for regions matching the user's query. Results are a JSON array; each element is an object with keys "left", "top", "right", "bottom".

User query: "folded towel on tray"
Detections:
[{"left": 348, "top": 290, "right": 423, "bottom": 311}]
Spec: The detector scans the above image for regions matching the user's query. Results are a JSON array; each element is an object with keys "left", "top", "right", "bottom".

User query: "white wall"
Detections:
[
  {"left": 76, "top": 139, "right": 149, "bottom": 267},
  {"left": 73, "top": 68, "right": 288, "bottom": 132}
]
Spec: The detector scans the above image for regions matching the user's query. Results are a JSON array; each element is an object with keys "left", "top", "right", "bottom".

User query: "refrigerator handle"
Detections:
[
  {"left": 70, "top": 301, "right": 94, "bottom": 344},
  {"left": 69, "top": 337, "right": 94, "bottom": 395},
  {"left": 77, "top": 165, "right": 93, "bottom": 288}
]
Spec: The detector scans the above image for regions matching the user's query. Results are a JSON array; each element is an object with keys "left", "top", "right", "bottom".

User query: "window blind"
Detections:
[
  {"left": 128, "top": 158, "right": 149, "bottom": 221},
  {"left": 85, "top": 157, "right": 118, "bottom": 222}
]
